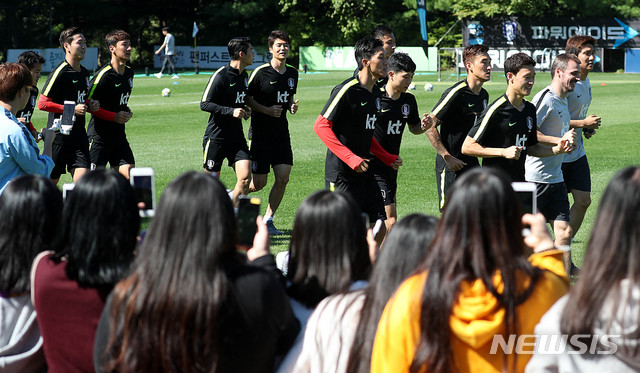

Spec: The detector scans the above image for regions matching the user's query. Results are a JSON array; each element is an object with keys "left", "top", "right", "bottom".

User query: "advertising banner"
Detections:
[
  {"left": 463, "top": 17, "right": 640, "bottom": 49},
  {"left": 299, "top": 46, "right": 438, "bottom": 71},
  {"left": 7, "top": 48, "right": 99, "bottom": 72}
]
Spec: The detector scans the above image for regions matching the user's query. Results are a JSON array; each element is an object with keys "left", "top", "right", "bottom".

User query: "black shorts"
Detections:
[
  {"left": 374, "top": 169, "right": 398, "bottom": 206},
  {"left": 250, "top": 133, "right": 293, "bottom": 174},
  {"left": 326, "top": 173, "right": 387, "bottom": 222},
  {"left": 435, "top": 155, "right": 478, "bottom": 212},
  {"left": 535, "top": 182, "right": 570, "bottom": 222},
  {"left": 90, "top": 139, "right": 135, "bottom": 169},
  {"left": 562, "top": 155, "right": 591, "bottom": 192},
  {"left": 203, "top": 138, "right": 250, "bottom": 172},
  {"left": 50, "top": 135, "right": 91, "bottom": 179}
]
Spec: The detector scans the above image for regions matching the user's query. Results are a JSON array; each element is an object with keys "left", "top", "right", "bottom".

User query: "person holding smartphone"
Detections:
[{"left": 38, "top": 27, "right": 99, "bottom": 184}]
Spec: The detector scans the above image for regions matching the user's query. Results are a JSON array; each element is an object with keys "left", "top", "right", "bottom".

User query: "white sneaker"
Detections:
[
  {"left": 172, "top": 74, "right": 179, "bottom": 79},
  {"left": 154, "top": 72, "right": 162, "bottom": 78}
]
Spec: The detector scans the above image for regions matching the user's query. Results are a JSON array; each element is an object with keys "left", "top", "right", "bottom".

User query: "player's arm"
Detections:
[
  {"left": 569, "top": 115, "right": 601, "bottom": 130},
  {"left": 426, "top": 114, "right": 468, "bottom": 171},
  {"left": 370, "top": 138, "right": 400, "bottom": 168},
  {"left": 200, "top": 75, "right": 238, "bottom": 117},
  {"left": 529, "top": 131, "right": 574, "bottom": 157},
  {"left": 313, "top": 114, "right": 365, "bottom": 171},
  {"left": 37, "top": 94, "right": 64, "bottom": 114},
  {"left": 461, "top": 136, "right": 521, "bottom": 159}
]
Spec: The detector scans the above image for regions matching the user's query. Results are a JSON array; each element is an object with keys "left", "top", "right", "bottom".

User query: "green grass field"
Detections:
[{"left": 32, "top": 69, "right": 640, "bottom": 260}]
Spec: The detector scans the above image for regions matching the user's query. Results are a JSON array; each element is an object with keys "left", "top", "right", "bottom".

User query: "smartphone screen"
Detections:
[
  {"left": 61, "top": 101, "right": 75, "bottom": 126},
  {"left": 130, "top": 168, "right": 155, "bottom": 218},
  {"left": 512, "top": 182, "right": 537, "bottom": 215},
  {"left": 132, "top": 175, "right": 154, "bottom": 210},
  {"left": 62, "top": 183, "right": 75, "bottom": 200},
  {"left": 237, "top": 196, "right": 260, "bottom": 246}
]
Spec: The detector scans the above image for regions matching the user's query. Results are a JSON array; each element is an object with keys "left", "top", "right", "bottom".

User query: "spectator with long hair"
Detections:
[
  {"left": 372, "top": 167, "right": 569, "bottom": 373},
  {"left": 31, "top": 169, "right": 139, "bottom": 372},
  {"left": 0, "top": 175, "right": 62, "bottom": 372},
  {"left": 276, "top": 190, "right": 373, "bottom": 372},
  {"left": 527, "top": 166, "right": 640, "bottom": 372},
  {"left": 94, "top": 171, "right": 299, "bottom": 373},
  {"left": 292, "top": 214, "right": 438, "bottom": 373}
]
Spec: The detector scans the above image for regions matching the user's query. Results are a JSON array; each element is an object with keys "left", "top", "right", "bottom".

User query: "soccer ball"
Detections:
[
  {"left": 424, "top": 83, "right": 433, "bottom": 91},
  {"left": 161, "top": 88, "right": 171, "bottom": 97},
  {"left": 408, "top": 83, "right": 416, "bottom": 90}
]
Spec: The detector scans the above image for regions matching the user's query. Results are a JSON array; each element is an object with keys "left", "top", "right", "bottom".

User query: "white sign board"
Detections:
[{"left": 7, "top": 48, "right": 99, "bottom": 72}]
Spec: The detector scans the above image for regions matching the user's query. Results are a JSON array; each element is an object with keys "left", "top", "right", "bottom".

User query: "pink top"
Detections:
[{"left": 31, "top": 251, "right": 110, "bottom": 373}]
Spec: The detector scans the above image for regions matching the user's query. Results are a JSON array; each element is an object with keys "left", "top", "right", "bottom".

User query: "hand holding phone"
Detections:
[{"left": 236, "top": 196, "right": 260, "bottom": 247}]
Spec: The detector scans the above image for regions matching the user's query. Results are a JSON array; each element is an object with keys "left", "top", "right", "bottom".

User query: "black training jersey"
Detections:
[
  {"left": 352, "top": 68, "right": 388, "bottom": 91},
  {"left": 87, "top": 64, "right": 134, "bottom": 143},
  {"left": 201, "top": 65, "right": 249, "bottom": 143},
  {"left": 16, "top": 87, "right": 39, "bottom": 124},
  {"left": 248, "top": 63, "right": 298, "bottom": 139},
  {"left": 41, "top": 61, "right": 91, "bottom": 140},
  {"left": 431, "top": 79, "right": 488, "bottom": 166},
  {"left": 371, "top": 91, "right": 420, "bottom": 173},
  {"left": 321, "top": 77, "right": 381, "bottom": 182},
  {"left": 468, "top": 94, "right": 538, "bottom": 182}
]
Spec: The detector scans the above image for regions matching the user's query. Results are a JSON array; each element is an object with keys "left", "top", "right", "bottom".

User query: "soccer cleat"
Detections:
[
  {"left": 172, "top": 74, "right": 179, "bottom": 79},
  {"left": 265, "top": 220, "right": 283, "bottom": 235},
  {"left": 154, "top": 72, "right": 162, "bottom": 79}
]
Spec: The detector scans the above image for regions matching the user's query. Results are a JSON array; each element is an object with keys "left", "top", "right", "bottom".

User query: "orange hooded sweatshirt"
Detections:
[{"left": 371, "top": 249, "right": 569, "bottom": 373}]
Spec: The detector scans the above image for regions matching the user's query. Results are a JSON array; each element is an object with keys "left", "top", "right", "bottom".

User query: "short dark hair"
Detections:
[
  {"left": 228, "top": 37, "right": 252, "bottom": 60},
  {"left": 550, "top": 53, "right": 581, "bottom": 78},
  {"left": 268, "top": 30, "right": 290, "bottom": 49},
  {"left": 0, "top": 175, "right": 62, "bottom": 294},
  {"left": 52, "top": 169, "right": 140, "bottom": 287},
  {"left": 371, "top": 25, "right": 394, "bottom": 40},
  {"left": 503, "top": 52, "right": 536, "bottom": 79},
  {"left": 106, "top": 29, "right": 130, "bottom": 49},
  {"left": 354, "top": 37, "right": 383, "bottom": 71},
  {"left": 565, "top": 35, "right": 596, "bottom": 56},
  {"left": 59, "top": 26, "right": 83, "bottom": 48},
  {"left": 16, "top": 51, "right": 45, "bottom": 69},
  {"left": 462, "top": 44, "right": 489, "bottom": 67},
  {"left": 162, "top": 26, "right": 170, "bottom": 32},
  {"left": 387, "top": 52, "right": 415, "bottom": 74},
  {"left": 0, "top": 63, "right": 32, "bottom": 102},
  {"left": 287, "top": 190, "right": 371, "bottom": 308}
]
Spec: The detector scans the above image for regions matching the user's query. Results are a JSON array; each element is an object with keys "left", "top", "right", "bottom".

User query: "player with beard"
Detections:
[{"left": 526, "top": 54, "right": 580, "bottom": 274}]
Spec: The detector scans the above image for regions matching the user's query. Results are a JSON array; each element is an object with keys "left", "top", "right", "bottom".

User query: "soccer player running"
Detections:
[
  {"left": 87, "top": 30, "right": 135, "bottom": 179},
  {"left": 16, "top": 51, "right": 45, "bottom": 142},
  {"left": 372, "top": 52, "right": 430, "bottom": 232},
  {"left": 461, "top": 53, "right": 573, "bottom": 183},
  {"left": 425, "top": 45, "right": 491, "bottom": 211},
  {"left": 314, "top": 37, "right": 393, "bottom": 244},
  {"left": 201, "top": 37, "right": 253, "bottom": 205},
  {"left": 245, "top": 30, "right": 299, "bottom": 235},
  {"left": 526, "top": 54, "right": 580, "bottom": 274},
  {"left": 353, "top": 25, "right": 396, "bottom": 88},
  {"left": 154, "top": 26, "right": 178, "bottom": 79},
  {"left": 563, "top": 35, "right": 601, "bottom": 246},
  {"left": 38, "top": 27, "right": 99, "bottom": 184}
]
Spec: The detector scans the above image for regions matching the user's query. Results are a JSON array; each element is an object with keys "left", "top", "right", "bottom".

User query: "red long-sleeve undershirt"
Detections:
[{"left": 313, "top": 114, "right": 397, "bottom": 170}]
